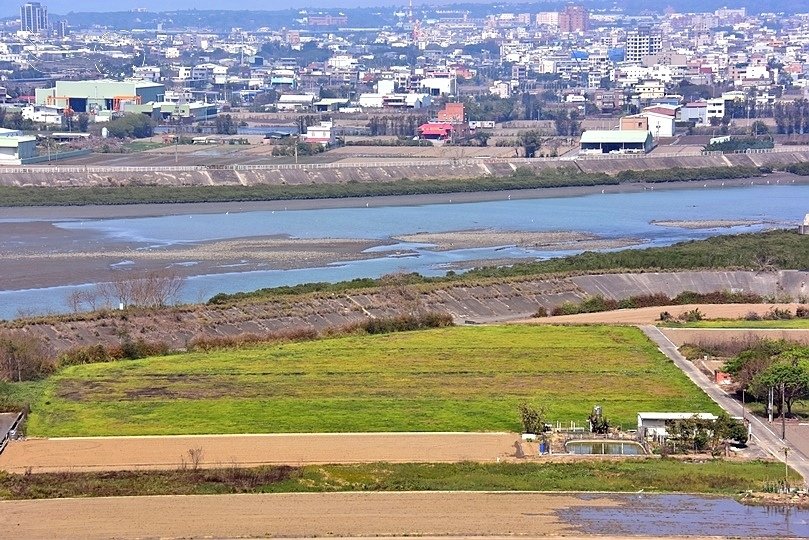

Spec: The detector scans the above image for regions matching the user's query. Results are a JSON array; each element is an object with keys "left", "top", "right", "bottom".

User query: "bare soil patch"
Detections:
[
  {"left": 393, "top": 230, "right": 641, "bottom": 251},
  {"left": 651, "top": 219, "right": 764, "bottom": 229},
  {"left": 521, "top": 303, "right": 806, "bottom": 325},
  {"left": 0, "top": 433, "right": 517, "bottom": 473},
  {"left": 659, "top": 327, "right": 809, "bottom": 346},
  {"left": 0, "top": 491, "right": 613, "bottom": 539}
]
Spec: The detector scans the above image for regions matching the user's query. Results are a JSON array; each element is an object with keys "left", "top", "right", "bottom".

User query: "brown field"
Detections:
[
  {"left": 659, "top": 327, "right": 809, "bottom": 346},
  {"left": 523, "top": 303, "right": 806, "bottom": 325},
  {"left": 0, "top": 433, "right": 517, "bottom": 473},
  {"left": 0, "top": 491, "right": 613, "bottom": 539}
]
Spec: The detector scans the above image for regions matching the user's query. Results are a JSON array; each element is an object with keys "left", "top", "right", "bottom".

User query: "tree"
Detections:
[
  {"left": 474, "top": 131, "right": 491, "bottom": 147},
  {"left": 751, "top": 352, "right": 809, "bottom": 416},
  {"left": 0, "top": 332, "right": 53, "bottom": 382},
  {"left": 518, "top": 402, "right": 547, "bottom": 434},
  {"left": 712, "top": 412, "right": 748, "bottom": 445},
  {"left": 588, "top": 406, "right": 610, "bottom": 434},
  {"left": 519, "top": 130, "right": 543, "bottom": 158},
  {"left": 668, "top": 415, "right": 712, "bottom": 452},
  {"left": 106, "top": 114, "right": 155, "bottom": 139},
  {"left": 77, "top": 113, "right": 90, "bottom": 133},
  {"left": 215, "top": 114, "right": 237, "bottom": 135},
  {"left": 95, "top": 270, "right": 185, "bottom": 309}
]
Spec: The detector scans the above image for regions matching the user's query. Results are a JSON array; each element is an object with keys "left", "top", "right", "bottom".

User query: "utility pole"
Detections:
[
  {"left": 781, "top": 382, "right": 786, "bottom": 440},
  {"left": 784, "top": 447, "right": 789, "bottom": 483}
]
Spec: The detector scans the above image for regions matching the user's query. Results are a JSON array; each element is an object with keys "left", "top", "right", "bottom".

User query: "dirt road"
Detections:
[
  {"left": 0, "top": 432, "right": 517, "bottom": 473},
  {"left": 523, "top": 303, "right": 806, "bottom": 325}
]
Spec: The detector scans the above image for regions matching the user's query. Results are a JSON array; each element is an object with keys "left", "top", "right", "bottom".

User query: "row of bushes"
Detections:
[
  {"left": 745, "top": 306, "right": 809, "bottom": 321},
  {"left": 542, "top": 290, "right": 765, "bottom": 317},
  {"left": 614, "top": 166, "right": 763, "bottom": 183},
  {"left": 786, "top": 162, "right": 809, "bottom": 176}
]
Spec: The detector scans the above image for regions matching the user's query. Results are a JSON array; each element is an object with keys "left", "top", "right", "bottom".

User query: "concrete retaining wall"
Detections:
[
  {"left": 1, "top": 152, "right": 807, "bottom": 188},
  {"left": 7, "top": 270, "right": 807, "bottom": 353}
]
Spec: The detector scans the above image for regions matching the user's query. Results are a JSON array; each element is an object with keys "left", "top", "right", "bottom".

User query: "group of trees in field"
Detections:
[
  {"left": 666, "top": 413, "right": 749, "bottom": 454},
  {"left": 367, "top": 114, "right": 431, "bottom": 137},
  {"left": 724, "top": 341, "right": 809, "bottom": 417},
  {"left": 105, "top": 113, "right": 155, "bottom": 139},
  {"left": 773, "top": 99, "right": 809, "bottom": 135},
  {"left": 66, "top": 270, "right": 185, "bottom": 313}
]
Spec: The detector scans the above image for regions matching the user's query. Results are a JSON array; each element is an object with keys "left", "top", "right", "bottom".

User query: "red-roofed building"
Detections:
[
  {"left": 437, "top": 102, "right": 464, "bottom": 123},
  {"left": 418, "top": 122, "right": 454, "bottom": 140}
]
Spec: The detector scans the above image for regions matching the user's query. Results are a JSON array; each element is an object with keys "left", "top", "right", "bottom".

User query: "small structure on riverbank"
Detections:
[{"left": 800, "top": 214, "right": 809, "bottom": 235}]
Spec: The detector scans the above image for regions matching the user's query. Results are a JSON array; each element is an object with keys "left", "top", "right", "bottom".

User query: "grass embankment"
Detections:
[
  {"left": 0, "top": 165, "right": 769, "bottom": 207},
  {"left": 0, "top": 460, "right": 797, "bottom": 500},
  {"left": 209, "top": 229, "right": 809, "bottom": 304},
  {"left": 663, "top": 319, "right": 809, "bottom": 329},
  {"left": 22, "top": 325, "right": 719, "bottom": 436}
]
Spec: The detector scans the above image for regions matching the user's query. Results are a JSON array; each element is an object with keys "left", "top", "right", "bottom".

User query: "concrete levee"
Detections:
[
  {"left": 2, "top": 151, "right": 807, "bottom": 188},
  {"left": 576, "top": 155, "right": 731, "bottom": 174},
  {"left": 569, "top": 271, "right": 808, "bottom": 300},
  {"left": 6, "top": 270, "right": 808, "bottom": 353}
]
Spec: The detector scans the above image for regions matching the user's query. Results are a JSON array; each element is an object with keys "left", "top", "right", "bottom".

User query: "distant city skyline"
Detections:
[{"left": 3, "top": 0, "right": 466, "bottom": 18}]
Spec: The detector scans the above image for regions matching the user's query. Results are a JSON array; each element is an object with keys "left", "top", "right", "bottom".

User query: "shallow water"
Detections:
[
  {"left": 565, "top": 440, "right": 646, "bottom": 455},
  {"left": 1, "top": 184, "right": 807, "bottom": 319},
  {"left": 564, "top": 493, "right": 809, "bottom": 537}
]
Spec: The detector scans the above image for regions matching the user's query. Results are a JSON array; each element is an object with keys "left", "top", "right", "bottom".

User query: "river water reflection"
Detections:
[{"left": 1, "top": 184, "right": 807, "bottom": 319}]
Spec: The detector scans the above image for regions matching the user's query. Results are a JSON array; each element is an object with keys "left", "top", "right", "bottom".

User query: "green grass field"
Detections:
[
  {"left": 0, "top": 460, "right": 797, "bottom": 499},
  {"left": 662, "top": 319, "right": 809, "bottom": 329},
  {"left": 25, "top": 325, "right": 720, "bottom": 436}
]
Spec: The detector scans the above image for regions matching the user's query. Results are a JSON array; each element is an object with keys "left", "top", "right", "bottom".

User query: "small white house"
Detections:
[
  {"left": 302, "top": 121, "right": 334, "bottom": 146},
  {"left": 637, "top": 412, "right": 718, "bottom": 438},
  {"left": 22, "top": 105, "right": 63, "bottom": 126}
]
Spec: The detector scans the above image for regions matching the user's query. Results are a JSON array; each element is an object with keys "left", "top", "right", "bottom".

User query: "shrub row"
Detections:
[
  {"left": 59, "top": 338, "right": 172, "bottom": 366},
  {"left": 745, "top": 306, "right": 809, "bottom": 321},
  {"left": 615, "top": 166, "right": 762, "bottom": 183},
  {"left": 786, "top": 162, "right": 809, "bottom": 176}
]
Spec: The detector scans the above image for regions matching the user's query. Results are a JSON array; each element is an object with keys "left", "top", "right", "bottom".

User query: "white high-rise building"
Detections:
[
  {"left": 20, "top": 2, "right": 48, "bottom": 33},
  {"left": 625, "top": 27, "right": 662, "bottom": 63}
]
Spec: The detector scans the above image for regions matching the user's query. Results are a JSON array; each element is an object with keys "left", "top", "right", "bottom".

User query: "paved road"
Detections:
[{"left": 642, "top": 325, "right": 809, "bottom": 487}]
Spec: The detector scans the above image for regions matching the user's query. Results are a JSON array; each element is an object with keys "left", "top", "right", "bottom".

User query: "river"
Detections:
[{"left": 0, "top": 183, "right": 807, "bottom": 320}]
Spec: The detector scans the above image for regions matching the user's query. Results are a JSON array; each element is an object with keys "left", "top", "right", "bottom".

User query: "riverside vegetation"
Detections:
[
  {"left": 0, "top": 164, "right": 780, "bottom": 207},
  {"left": 0, "top": 460, "right": 799, "bottom": 500},
  {"left": 6, "top": 325, "right": 719, "bottom": 436},
  {"left": 208, "top": 230, "right": 809, "bottom": 304}
]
